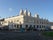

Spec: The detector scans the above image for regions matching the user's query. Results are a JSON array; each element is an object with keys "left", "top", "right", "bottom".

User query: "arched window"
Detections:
[
  {"left": 17, "top": 25, "right": 19, "bottom": 28},
  {"left": 40, "top": 25, "right": 41, "bottom": 28},
  {"left": 20, "top": 25, "right": 22, "bottom": 28},
  {"left": 25, "top": 25, "right": 28, "bottom": 28},
  {"left": 37, "top": 25, "right": 38, "bottom": 28},
  {"left": 33, "top": 25, "right": 35, "bottom": 28}
]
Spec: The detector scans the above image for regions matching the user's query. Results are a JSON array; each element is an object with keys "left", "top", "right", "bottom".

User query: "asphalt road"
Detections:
[{"left": 0, "top": 31, "right": 53, "bottom": 40}]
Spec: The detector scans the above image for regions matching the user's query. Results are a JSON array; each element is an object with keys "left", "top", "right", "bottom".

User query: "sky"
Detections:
[{"left": 0, "top": 0, "right": 53, "bottom": 22}]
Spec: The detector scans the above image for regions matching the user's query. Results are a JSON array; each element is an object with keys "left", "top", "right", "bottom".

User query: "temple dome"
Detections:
[
  {"left": 19, "top": 9, "right": 23, "bottom": 15},
  {"left": 28, "top": 11, "right": 31, "bottom": 16},
  {"left": 24, "top": 10, "right": 28, "bottom": 16},
  {"left": 35, "top": 13, "right": 39, "bottom": 18}
]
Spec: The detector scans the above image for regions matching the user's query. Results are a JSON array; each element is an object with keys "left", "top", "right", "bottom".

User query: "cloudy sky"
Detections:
[{"left": 0, "top": 0, "right": 53, "bottom": 22}]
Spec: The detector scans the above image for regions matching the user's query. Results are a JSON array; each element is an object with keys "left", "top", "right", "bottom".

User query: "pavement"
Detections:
[{"left": 0, "top": 31, "right": 53, "bottom": 40}]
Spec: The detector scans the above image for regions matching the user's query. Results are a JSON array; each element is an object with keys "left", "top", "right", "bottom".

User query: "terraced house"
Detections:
[{"left": 0, "top": 9, "right": 52, "bottom": 31}]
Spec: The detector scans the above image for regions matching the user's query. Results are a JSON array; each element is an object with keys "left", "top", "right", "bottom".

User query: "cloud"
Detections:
[{"left": 9, "top": 8, "right": 12, "bottom": 12}]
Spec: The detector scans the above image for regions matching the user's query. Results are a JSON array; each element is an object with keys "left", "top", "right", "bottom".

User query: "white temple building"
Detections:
[{"left": 0, "top": 9, "right": 53, "bottom": 31}]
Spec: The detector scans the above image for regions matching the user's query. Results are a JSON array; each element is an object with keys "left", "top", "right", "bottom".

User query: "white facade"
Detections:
[{"left": 0, "top": 9, "right": 51, "bottom": 30}]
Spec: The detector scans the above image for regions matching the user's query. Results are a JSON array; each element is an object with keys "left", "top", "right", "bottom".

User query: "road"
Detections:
[{"left": 0, "top": 31, "right": 53, "bottom": 40}]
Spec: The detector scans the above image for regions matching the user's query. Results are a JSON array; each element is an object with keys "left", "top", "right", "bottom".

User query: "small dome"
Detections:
[
  {"left": 24, "top": 10, "right": 28, "bottom": 16},
  {"left": 28, "top": 11, "right": 31, "bottom": 16},
  {"left": 19, "top": 9, "right": 23, "bottom": 15},
  {"left": 35, "top": 13, "right": 39, "bottom": 18}
]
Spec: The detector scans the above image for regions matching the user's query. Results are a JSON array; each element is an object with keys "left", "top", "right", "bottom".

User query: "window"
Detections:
[
  {"left": 33, "top": 25, "right": 35, "bottom": 28},
  {"left": 43, "top": 26, "right": 45, "bottom": 28},
  {"left": 17, "top": 25, "right": 19, "bottom": 28},
  {"left": 40, "top": 22, "right": 41, "bottom": 24},
  {"left": 42, "top": 26, "right": 43, "bottom": 28},
  {"left": 37, "top": 21, "right": 38, "bottom": 24},
  {"left": 25, "top": 25, "right": 28, "bottom": 28},
  {"left": 40, "top": 25, "right": 41, "bottom": 28},
  {"left": 4, "top": 21, "right": 7, "bottom": 23},
  {"left": 37, "top": 25, "right": 38, "bottom": 28},
  {"left": 8, "top": 21, "right": 10, "bottom": 23},
  {"left": 20, "top": 25, "right": 22, "bottom": 28},
  {"left": 30, "top": 25, "right": 32, "bottom": 27},
  {"left": 11, "top": 21, "right": 13, "bottom": 23},
  {"left": 14, "top": 25, "right": 16, "bottom": 27},
  {"left": 42, "top": 22, "right": 43, "bottom": 24},
  {"left": 17, "top": 20, "right": 19, "bottom": 22},
  {"left": 29, "top": 25, "right": 32, "bottom": 29}
]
